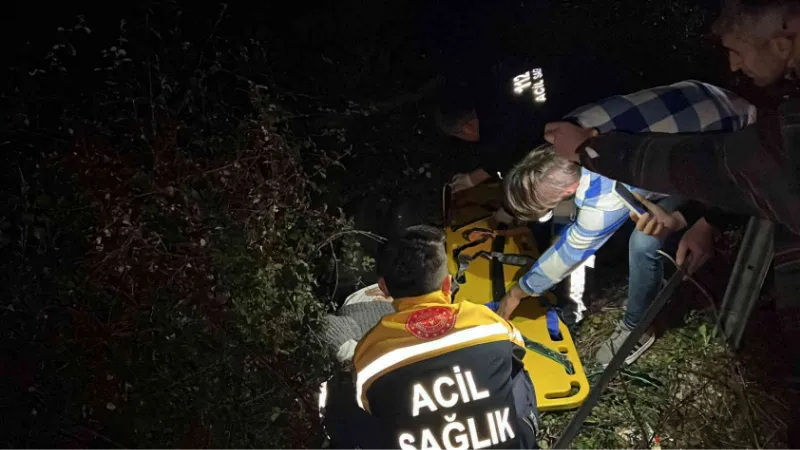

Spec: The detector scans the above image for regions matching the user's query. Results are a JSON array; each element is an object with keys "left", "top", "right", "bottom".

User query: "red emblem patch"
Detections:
[{"left": 406, "top": 307, "right": 456, "bottom": 340}]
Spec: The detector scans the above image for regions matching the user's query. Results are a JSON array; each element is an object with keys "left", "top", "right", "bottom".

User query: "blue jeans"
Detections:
[{"left": 624, "top": 196, "right": 690, "bottom": 329}]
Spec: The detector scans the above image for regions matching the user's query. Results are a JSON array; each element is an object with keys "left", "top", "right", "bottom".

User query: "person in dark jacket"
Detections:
[
  {"left": 319, "top": 285, "right": 394, "bottom": 449},
  {"left": 497, "top": 80, "right": 755, "bottom": 368},
  {"left": 421, "top": 0, "right": 624, "bottom": 193},
  {"left": 542, "top": 0, "right": 800, "bottom": 444},
  {"left": 438, "top": 54, "right": 625, "bottom": 194},
  {"left": 353, "top": 225, "right": 539, "bottom": 449},
  {"left": 543, "top": 0, "right": 800, "bottom": 291}
]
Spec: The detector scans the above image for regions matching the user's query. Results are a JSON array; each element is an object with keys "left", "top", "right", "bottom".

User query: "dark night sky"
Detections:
[{"left": 2, "top": 0, "right": 733, "bottom": 101}]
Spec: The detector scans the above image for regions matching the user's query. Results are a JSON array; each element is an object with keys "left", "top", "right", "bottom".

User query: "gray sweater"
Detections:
[{"left": 322, "top": 301, "right": 394, "bottom": 362}]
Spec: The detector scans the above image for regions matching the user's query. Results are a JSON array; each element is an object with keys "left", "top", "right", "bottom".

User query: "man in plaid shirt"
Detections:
[{"left": 499, "top": 80, "right": 756, "bottom": 366}]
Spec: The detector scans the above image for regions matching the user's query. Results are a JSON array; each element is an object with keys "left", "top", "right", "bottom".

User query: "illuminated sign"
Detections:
[
  {"left": 512, "top": 68, "right": 547, "bottom": 103},
  {"left": 398, "top": 366, "right": 515, "bottom": 449}
]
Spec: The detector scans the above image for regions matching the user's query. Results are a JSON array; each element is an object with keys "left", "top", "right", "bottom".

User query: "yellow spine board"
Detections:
[{"left": 446, "top": 218, "right": 590, "bottom": 411}]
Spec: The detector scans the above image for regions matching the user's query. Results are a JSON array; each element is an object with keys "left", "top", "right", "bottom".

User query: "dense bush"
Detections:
[
  {"left": 0, "top": 4, "right": 369, "bottom": 447},
  {"left": 2, "top": 0, "right": 785, "bottom": 448}
]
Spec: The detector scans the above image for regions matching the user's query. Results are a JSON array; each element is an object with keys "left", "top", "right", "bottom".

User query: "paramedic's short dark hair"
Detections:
[
  {"left": 435, "top": 85, "right": 477, "bottom": 136},
  {"left": 377, "top": 225, "right": 449, "bottom": 298},
  {"left": 712, "top": 0, "right": 800, "bottom": 41}
]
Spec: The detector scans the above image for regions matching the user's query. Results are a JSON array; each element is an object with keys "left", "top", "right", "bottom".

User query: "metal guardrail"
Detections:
[
  {"left": 716, "top": 217, "right": 775, "bottom": 350},
  {"left": 554, "top": 216, "right": 776, "bottom": 448}
]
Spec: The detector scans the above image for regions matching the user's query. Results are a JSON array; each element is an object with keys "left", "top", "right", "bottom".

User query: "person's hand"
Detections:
[
  {"left": 677, "top": 217, "right": 717, "bottom": 274},
  {"left": 450, "top": 169, "right": 491, "bottom": 193},
  {"left": 365, "top": 286, "right": 393, "bottom": 302},
  {"left": 543, "top": 122, "right": 599, "bottom": 162},
  {"left": 630, "top": 192, "right": 687, "bottom": 240},
  {"left": 497, "top": 284, "right": 527, "bottom": 319},
  {"left": 450, "top": 173, "right": 475, "bottom": 192}
]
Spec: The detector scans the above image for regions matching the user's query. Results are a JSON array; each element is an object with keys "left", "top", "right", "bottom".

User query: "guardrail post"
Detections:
[{"left": 716, "top": 217, "right": 774, "bottom": 350}]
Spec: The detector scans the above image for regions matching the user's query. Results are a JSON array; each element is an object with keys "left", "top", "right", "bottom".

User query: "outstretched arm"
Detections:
[
  {"left": 497, "top": 201, "right": 630, "bottom": 319},
  {"left": 577, "top": 129, "right": 764, "bottom": 217},
  {"left": 543, "top": 119, "right": 799, "bottom": 225}
]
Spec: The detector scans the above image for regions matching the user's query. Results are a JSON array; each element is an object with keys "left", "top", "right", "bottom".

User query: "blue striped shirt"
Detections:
[{"left": 518, "top": 80, "right": 757, "bottom": 295}]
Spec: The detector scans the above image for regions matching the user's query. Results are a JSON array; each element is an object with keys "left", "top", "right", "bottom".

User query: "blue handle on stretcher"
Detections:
[
  {"left": 546, "top": 308, "right": 563, "bottom": 341},
  {"left": 485, "top": 301, "right": 501, "bottom": 312}
]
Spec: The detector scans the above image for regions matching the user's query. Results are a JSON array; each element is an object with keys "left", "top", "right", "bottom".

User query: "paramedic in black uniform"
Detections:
[
  {"left": 353, "top": 225, "right": 540, "bottom": 449},
  {"left": 417, "top": 1, "right": 624, "bottom": 323},
  {"left": 422, "top": 0, "right": 626, "bottom": 199},
  {"left": 435, "top": 58, "right": 623, "bottom": 324},
  {"left": 438, "top": 54, "right": 626, "bottom": 197}
]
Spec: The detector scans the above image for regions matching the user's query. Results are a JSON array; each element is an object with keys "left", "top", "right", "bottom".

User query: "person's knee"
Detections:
[{"left": 629, "top": 230, "right": 661, "bottom": 260}]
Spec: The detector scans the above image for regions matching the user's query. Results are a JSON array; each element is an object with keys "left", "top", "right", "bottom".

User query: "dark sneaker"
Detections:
[{"left": 594, "top": 320, "right": 656, "bottom": 367}]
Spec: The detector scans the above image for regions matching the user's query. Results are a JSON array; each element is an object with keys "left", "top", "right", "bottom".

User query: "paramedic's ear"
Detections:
[
  {"left": 378, "top": 277, "right": 390, "bottom": 297},
  {"left": 441, "top": 275, "right": 452, "bottom": 296},
  {"left": 460, "top": 117, "right": 480, "bottom": 142}
]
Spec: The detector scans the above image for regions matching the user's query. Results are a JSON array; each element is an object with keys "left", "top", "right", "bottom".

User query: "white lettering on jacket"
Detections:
[
  {"left": 399, "top": 432, "right": 416, "bottom": 450},
  {"left": 532, "top": 79, "right": 546, "bottom": 103},
  {"left": 400, "top": 365, "right": 517, "bottom": 449},
  {"left": 397, "top": 407, "right": 515, "bottom": 450},
  {"left": 495, "top": 407, "right": 515, "bottom": 442},
  {"left": 421, "top": 428, "right": 441, "bottom": 450},
  {"left": 452, "top": 366, "right": 470, "bottom": 403},
  {"left": 467, "top": 416, "right": 492, "bottom": 449},
  {"left": 433, "top": 376, "right": 457, "bottom": 408},
  {"left": 512, "top": 68, "right": 546, "bottom": 103},
  {"left": 465, "top": 370, "right": 490, "bottom": 401},
  {"left": 412, "top": 383, "right": 439, "bottom": 417},
  {"left": 442, "top": 416, "right": 469, "bottom": 450},
  {"left": 411, "top": 366, "right": 488, "bottom": 417},
  {"left": 512, "top": 73, "right": 532, "bottom": 95}
]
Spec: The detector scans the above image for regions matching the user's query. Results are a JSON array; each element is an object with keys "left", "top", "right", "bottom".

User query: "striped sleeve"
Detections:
[
  {"left": 518, "top": 80, "right": 756, "bottom": 296},
  {"left": 519, "top": 196, "right": 630, "bottom": 295}
]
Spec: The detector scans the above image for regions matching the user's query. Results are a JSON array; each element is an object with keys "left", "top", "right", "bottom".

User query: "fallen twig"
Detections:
[{"left": 312, "top": 229, "right": 386, "bottom": 255}]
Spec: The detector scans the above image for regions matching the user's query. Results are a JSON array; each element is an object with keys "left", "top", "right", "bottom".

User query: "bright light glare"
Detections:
[
  {"left": 567, "top": 254, "right": 594, "bottom": 323},
  {"left": 318, "top": 381, "right": 328, "bottom": 419}
]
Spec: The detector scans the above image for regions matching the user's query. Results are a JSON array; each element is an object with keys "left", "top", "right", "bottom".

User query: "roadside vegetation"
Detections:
[{"left": 1, "top": 1, "right": 791, "bottom": 448}]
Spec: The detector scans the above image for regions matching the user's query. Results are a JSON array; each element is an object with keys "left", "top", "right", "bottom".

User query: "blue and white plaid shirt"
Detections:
[{"left": 518, "top": 80, "right": 758, "bottom": 295}]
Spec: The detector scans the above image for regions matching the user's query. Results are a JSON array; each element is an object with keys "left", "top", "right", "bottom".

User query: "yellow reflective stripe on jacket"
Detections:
[{"left": 353, "top": 291, "right": 525, "bottom": 413}]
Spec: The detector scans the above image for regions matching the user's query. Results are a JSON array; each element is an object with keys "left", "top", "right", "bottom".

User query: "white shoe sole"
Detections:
[
  {"left": 624, "top": 333, "right": 656, "bottom": 366},
  {"left": 598, "top": 333, "right": 656, "bottom": 369}
]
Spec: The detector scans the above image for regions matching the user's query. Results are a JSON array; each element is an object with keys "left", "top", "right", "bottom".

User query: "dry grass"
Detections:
[{"left": 537, "top": 269, "right": 791, "bottom": 449}]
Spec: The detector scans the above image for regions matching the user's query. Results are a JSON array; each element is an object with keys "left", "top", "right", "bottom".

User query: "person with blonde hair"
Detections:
[
  {"left": 541, "top": 2, "right": 800, "bottom": 443},
  {"left": 503, "top": 144, "right": 582, "bottom": 222},
  {"left": 498, "top": 80, "right": 757, "bottom": 367}
]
